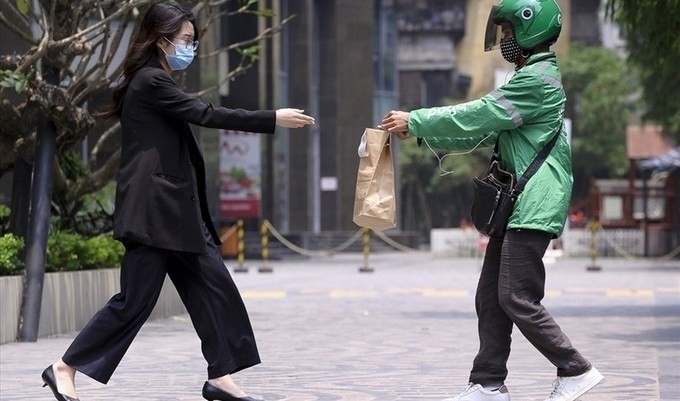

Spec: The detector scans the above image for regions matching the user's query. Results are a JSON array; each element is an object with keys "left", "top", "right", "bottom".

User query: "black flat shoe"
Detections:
[
  {"left": 202, "top": 381, "right": 263, "bottom": 401},
  {"left": 41, "top": 365, "right": 80, "bottom": 401}
]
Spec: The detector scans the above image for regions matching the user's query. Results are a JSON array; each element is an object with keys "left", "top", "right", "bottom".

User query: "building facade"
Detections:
[{"left": 219, "top": 0, "right": 381, "bottom": 234}]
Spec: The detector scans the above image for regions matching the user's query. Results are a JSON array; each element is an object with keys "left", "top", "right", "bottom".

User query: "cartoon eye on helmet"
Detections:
[{"left": 484, "top": 0, "right": 563, "bottom": 51}]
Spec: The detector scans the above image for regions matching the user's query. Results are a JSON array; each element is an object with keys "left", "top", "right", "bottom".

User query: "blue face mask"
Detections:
[{"left": 162, "top": 37, "right": 196, "bottom": 70}]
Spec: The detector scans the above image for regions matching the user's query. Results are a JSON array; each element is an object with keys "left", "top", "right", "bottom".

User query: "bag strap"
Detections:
[
  {"left": 491, "top": 140, "right": 501, "bottom": 164},
  {"left": 490, "top": 125, "right": 561, "bottom": 196},
  {"left": 513, "top": 126, "right": 561, "bottom": 195}
]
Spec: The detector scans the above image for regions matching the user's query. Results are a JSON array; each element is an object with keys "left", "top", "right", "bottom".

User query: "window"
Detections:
[{"left": 601, "top": 195, "right": 623, "bottom": 222}]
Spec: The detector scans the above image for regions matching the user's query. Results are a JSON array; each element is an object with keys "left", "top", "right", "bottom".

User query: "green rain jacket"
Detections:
[{"left": 408, "top": 52, "right": 572, "bottom": 237}]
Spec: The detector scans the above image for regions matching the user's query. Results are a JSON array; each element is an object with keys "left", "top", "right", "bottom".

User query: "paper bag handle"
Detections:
[
  {"left": 358, "top": 129, "right": 390, "bottom": 158},
  {"left": 357, "top": 131, "right": 369, "bottom": 157}
]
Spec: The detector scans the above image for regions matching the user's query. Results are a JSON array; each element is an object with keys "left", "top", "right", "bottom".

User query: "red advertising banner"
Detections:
[{"left": 219, "top": 130, "right": 262, "bottom": 219}]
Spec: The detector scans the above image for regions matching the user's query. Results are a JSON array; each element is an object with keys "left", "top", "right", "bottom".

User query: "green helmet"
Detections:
[{"left": 484, "top": 0, "right": 563, "bottom": 51}]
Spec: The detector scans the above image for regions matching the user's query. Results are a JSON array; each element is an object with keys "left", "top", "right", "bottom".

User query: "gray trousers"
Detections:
[{"left": 469, "top": 229, "right": 591, "bottom": 387}]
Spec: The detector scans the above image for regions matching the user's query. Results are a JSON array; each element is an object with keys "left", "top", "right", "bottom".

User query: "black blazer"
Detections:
[{"left": 113, "top": 59, "right": 276, "bottom": 253}]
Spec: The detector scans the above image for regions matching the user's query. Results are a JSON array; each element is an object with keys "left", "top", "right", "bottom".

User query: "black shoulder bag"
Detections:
[{"left": 471, "top": 129, "right": 560, "bottom": 238}]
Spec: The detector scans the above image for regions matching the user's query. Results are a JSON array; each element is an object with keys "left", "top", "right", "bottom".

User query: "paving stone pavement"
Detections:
[{"left": 1, "top": 252, "right": 678, "bottom": 401}]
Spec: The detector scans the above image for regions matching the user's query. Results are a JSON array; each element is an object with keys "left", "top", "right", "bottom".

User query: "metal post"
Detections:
[
  {"left": 258, "top": 221, "right": 273, "bottom": 273},
  {"left": 359, "top": 227, "right": 374, "bottom": 273},
  {"left": 309, "top": 0, "right": 321, "bottom": 234},
  {"left": 18, "top": 66, "right": 59, "bottom": 342},
  {"left": 9, "top": 159, "right": 32, "bottom": 236},
  {"left": 234, "top": 219, "right": 248, "bottom": 273},
  {"left": 642, "top": 169, "right": 649, "bottom": 257},
  {"left": 9, "top": 159, "right": 33, "bottom": 262},
  {"left": 586, "top": 219, "right": 602, "bottom": 272}
]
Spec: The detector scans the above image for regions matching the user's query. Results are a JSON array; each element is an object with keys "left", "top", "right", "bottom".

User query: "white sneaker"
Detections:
[
  {"left": 443, "top": 383, "right": 511, "bottom": 401},
  {"left": 543, "top": 367, "right": 604, "bottom": 401}
]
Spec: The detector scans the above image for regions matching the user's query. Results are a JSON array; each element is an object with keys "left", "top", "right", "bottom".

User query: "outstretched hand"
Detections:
[
  {"left": 275, "top": 108, "right": 315, "bottom": 128},
  {"left": 379, "top": 110, "right": 411, "bottom": 140}
]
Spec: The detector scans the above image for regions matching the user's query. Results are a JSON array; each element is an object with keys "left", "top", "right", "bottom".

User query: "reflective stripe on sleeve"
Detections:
[
  {"left": 534, "top": 61, "right": 551, "bottom": 76},
  {"left": 490, "top": 89, "right": 524, "bottom": 127},
  {"left": 541, "top": 76, "right": 563, "bottom": 90},
  {"left": 531, "top": 61, "right": 563, "bottom": 91}
]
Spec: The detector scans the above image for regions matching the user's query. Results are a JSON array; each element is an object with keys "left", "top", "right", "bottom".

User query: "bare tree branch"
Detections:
[
  {"left": 48, "top": 0, "right": 148, "bottom": 51},
  {"left": 0, "top": 10, "right": 38, "bottom": 45},
  {"left": 1, "top": 0, "right": 292, "bottom": 210},
  {"left": 192, "top": 55, "right": 252, "bottom": 98},
  {"left": 90, "top": 121, "right": 121, "bottom": 166},
  {"left": 199, "top": 17, "right": 292, "bottom": 60},
  {"left": 73, "top": 148, "right": 121, "bottom": 200},
  {"left": 12, "top": 7, "right": 50, "bottom": 75},
  {"left": 52, "top": 156, "right": 69, "bottom": 196},
  {"left": 0, "top": 0, "right": 32, "bottom": 30}
]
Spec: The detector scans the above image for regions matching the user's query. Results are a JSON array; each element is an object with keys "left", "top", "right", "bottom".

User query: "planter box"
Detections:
[
  {"left": 0, "top": 275, "right": 23, "bottom": 344},
  {"left": 0, "top": 269, "right": 185, "bottom": 344}
]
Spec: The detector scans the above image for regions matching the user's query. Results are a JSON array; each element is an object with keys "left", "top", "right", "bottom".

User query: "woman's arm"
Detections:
[{"left": 140, "top": 69, "right": 312, "bottom": 133}]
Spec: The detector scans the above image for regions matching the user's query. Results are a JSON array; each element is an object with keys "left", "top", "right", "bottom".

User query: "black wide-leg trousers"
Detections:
[
  {"left": 62, "top": 227, "right": 260, "bottom": 384},
  {"left": 469, "top": 229, "right": 591, "bottom": 387}
]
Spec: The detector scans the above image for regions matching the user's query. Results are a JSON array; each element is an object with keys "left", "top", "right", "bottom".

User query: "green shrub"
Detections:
[
  {"left": 46, "top": 231, "right": 85, "bottom": 271},
  {"left": 0, "top": 234, "right": 24, "bottom": 275},
  {"left": 0, "top": 230, "right": 123, "bottom": 275},
  {"left": 46, "top": 232, "right": 123, "bottom": 272},
  {"left": 82, "top": 235, "right": 124, "bottom": 270}
]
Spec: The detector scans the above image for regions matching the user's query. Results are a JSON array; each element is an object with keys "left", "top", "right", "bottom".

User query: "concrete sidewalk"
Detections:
[{"left": 1, "top": 253, "right": 678, "bottom": 400}]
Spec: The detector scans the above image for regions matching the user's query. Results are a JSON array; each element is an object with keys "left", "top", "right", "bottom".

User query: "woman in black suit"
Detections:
[{"left": 41, "top": 2, "right": 314, "bottom": 401}]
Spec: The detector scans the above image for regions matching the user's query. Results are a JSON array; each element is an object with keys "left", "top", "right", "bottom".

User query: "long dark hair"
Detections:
[{"left": 100, "top": 1, "right": 198, "bottom": 119}]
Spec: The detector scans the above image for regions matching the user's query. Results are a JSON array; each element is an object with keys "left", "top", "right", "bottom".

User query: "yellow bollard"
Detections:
[
  {"left": 586, "top": 219, "right": 602, "bottom": 271},
  {"left": 359, "top": 227, "right": 374, "bottom": 273},
  {"left": 234, "top": 219, "right": 248, "bottom": 273},
  {"left": 258, "top": 221, "right": 273, "bottom": 273}
]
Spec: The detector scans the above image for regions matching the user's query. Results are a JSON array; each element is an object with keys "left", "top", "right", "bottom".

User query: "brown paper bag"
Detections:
[{"left": 353, "top": 128, "right": 397, "bottom": 231}]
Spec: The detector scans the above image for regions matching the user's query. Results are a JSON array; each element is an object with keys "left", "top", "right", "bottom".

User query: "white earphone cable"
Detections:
[{"left": 421, "top": 131, "right": 495, "bottom": 176}]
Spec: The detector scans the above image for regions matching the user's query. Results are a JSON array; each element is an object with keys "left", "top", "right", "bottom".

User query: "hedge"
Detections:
[
  {"left": 0, "top": 232, "right": 124, "bottom": 276},
  {"left": 0, "top": 234, "right": 24, "bottom": 275}
]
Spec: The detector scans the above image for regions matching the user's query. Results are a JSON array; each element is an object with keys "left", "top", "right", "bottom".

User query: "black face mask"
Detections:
[{"left": 500, "top": 37, "right": 524, "bottom": 64}]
